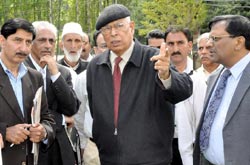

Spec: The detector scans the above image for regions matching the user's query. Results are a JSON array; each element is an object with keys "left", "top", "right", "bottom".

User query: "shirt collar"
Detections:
[
  {"left": 0, "top": 59, "right": 27, "bottom": 79},
  {"left": 110, "top": 41, "right": 135, "bottom": 63},
  {"left": 63, "top": 59, "right": 80, "bottom": 71},
  {"left": 229, "top": 52, "right": 250, "bottom": 80},
  {"left": 201, "top": 64, "right": 223, "bottom": 75},
  {"left": 29, "top": 54, "right": 47, "bottom": 72},
  {"left": 183, "top": 56, "right": 193, "bottom": 74}
]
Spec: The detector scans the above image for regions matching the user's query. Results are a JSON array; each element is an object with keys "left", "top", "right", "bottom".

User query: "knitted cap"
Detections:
[{"left": 61, "top": 22, "right": 84, "bottom": 38}]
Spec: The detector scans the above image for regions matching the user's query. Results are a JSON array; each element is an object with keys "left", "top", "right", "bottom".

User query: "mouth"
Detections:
[
  {"left": 41, "top": 51, "right": 51, "bottom": 56},
  {"left": 69, "top": 51, "right": 77, "bottom": 55},
  {"left": 111, "top": 40, "right": 120, "bottom": 46},
  {"left": 201, "top": 56, "right": 210, "bottom": 60},
  {"left": 16, "top": 53, "right": 28, "bottom": 57},
  {"left": 171, "top": 53, "right": 181, "bottom": 56}
]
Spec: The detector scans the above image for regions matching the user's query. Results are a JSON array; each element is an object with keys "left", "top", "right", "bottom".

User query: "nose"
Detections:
[
  {"left": 72, "top": 41, "right": 76, "bottom": 48},
  {"left": 201, "top": 48, "right": 208, "bottom": 54},
  {"left": 110, "top": 26, "right": 118, "bottom": 36},
  {"left": 173, "top": 43, "right": 179, "bottom": 52},
  {"left": 20, "top": 41, "right": 31, "bottom": 53},
  {"left": 44, "top": 40, "right": 53, "bottom": 49}
]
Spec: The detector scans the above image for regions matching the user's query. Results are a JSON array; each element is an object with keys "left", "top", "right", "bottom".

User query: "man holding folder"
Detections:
[{"left": 0, "top": 18, "right": 55, "bottom": 165}]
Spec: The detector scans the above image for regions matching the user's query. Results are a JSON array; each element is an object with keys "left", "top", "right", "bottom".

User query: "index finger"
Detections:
[
  {"left": 159, "top": 42, "right": 168, "bottom": 57},
  {"left": 18, "top": 123, "right": 31, "bottom": 129}
]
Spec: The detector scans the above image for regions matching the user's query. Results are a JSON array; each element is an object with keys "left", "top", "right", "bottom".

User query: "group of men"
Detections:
[
  {"left": 0, "top": 18, "right": 103, "bottom": 165},
  {"left": 0, "top": 3, "right": 250, "bottom": 165}
]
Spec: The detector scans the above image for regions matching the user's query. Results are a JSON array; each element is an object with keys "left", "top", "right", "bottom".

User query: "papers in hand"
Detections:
[
  {"left": 32, "top": 86, "right": 42, "bottom": 124},
  {"left": 31, "top": 86, "right": 43, "bottom": 165}
]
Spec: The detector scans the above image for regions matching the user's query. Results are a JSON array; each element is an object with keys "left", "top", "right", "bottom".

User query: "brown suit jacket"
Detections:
[{"left": 0, "top": 64, "right": 55, "bottom": 165}]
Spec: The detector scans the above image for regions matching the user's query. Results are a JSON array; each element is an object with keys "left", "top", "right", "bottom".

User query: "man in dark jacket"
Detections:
[
  {"left": 87, "top": 4, "right": 193, "bottom": 165},
  {"left": 24, "top": 21, "right": 80, "bottom": 165},
  {"left": 0, "top": 18, "right": 55, "bottom": 165}
]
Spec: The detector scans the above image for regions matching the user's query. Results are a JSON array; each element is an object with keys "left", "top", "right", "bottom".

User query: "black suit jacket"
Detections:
[
  {"left": 24, "top": 56, "right": 80, "bottom": 165},
  {"left": 0, "top": 64, "right": 55, "bottom": 165}
]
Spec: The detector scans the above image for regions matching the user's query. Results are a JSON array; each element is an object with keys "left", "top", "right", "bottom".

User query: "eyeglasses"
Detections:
[
  {"left": 101, "top": 22, "right": 129, "bottom": 35},
  {"left": 97, "top": 43, "right": 107, "bottom": 49},
  {"left": 209, "top": 35, "right": 235, "bottom": 42}
]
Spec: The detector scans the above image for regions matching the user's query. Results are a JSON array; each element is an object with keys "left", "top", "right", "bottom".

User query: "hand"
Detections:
[
  {"left": 81, "top": 148, "right": 84, "bottom": 157},
  {"left": 150, "top": 42, "right": 170, "bottom": 80},
  {"left": 40, "top": 55, "right": 59, "bottom": 75},
  {"left": 0, "top": 134, "right": 4, "bottom": 148},
  {"left": 6, "top": 124, "right": 31, "bottom": 145},
  {"left": 29, "top": 123, "right": 47, "bottom": 143},
  {"left": 64, "top": 116, "right": 75, "bottom": 128}
]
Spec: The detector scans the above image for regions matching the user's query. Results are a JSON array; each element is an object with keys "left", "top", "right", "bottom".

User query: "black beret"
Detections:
[{"left": 96, "top": 4, "right": 131, "bottom": 30}]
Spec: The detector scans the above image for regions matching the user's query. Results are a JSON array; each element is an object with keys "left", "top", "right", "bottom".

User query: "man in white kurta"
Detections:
[{"left": 177, "top": 33, "right": 222, "bottom": 165}]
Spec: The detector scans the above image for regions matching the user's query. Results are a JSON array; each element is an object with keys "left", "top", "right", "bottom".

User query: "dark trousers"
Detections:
[
  {"left": 200, "top": 154, "right": 216, "bottom": 165},
  {"left": 171, "top": 138, "right": 183, "bottom": 165},
  {"left": 38, "top": 139, "right": 63, "bottom": 165}
]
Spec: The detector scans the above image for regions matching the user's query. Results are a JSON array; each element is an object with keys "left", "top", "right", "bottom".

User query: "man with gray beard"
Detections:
[{"left": 58, "top": 22, "right": 88, "bottom": 74}]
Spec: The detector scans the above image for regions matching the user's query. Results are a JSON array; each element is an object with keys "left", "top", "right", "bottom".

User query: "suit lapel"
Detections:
[
  {"left": 22, "top": 71, "right": 34, "bottom": 122},
  {"left": 0, "top": 66, "right": 24, "bottom": 121},
  {"left": 46, "top": 69, "right": 51, "bottom": 91},
  {"left": 24, "top": 56, "right": 36, "bottom": 69},
  {"left": 224, "top": 62, "right": 250, "bottom": 126},
  {"left": 203, "top": 68, "right": 224, "bottom": 112}
]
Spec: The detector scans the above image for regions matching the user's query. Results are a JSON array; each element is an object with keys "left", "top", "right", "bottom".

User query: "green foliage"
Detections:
[
  {"left": 140, "top": 0, "right": 207, "bottom": 36},
  {"left": 200, "top": 0, "right": 250, "bottom": 33},
  {"left": 0, "top": 0, "right": 249, "bottom": 50}
]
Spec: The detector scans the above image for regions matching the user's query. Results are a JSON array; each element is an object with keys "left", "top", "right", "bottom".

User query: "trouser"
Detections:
[
  {"left": 83, "top": 139, "right": 100, "bottom": 165},
  {"left": 200, "top": 155, "right": 216, "bottom": 165},
  {"left": 171, "top": 138, "right": 183, "bottom": 165}
]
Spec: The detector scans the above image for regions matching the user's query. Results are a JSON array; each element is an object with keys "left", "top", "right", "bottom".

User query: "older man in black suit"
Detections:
[
  {"left": 87, "top": 4, "right": 192, "bottom": 164},
  {"left": 24, "top": 21, "right": 80, "bottom": 165}
]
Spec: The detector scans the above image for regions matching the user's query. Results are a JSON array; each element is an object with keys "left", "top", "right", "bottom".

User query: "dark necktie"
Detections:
[
  {"left": 200, "top": 69, "right": 231, "bottom": 152},
  {"left": 113, "top": 56, "right": 122, "bottom": 131}
]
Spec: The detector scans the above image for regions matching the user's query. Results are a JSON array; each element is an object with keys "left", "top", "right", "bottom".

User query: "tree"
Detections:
[
  {"left": 201, "top": 0, "right": 250, "bottom": 33},
  {"left": 140, "top": 0, "right": 207, "bottom": 36}
]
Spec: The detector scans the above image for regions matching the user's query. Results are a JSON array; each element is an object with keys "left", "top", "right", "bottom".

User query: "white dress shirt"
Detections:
[{"left": 174, "top": 56, "right": 193, "bottom": 138}]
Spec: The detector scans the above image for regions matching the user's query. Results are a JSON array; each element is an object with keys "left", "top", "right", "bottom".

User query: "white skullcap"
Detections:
[{"left": 61, "top": 22, "right": 84, "bottom": 38}]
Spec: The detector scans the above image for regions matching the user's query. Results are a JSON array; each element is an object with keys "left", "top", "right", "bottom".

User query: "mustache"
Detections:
[
  {"left": 200, "top": 55, "right": 210, "bottom": 59},
  {"left": 16, "top": 52, "right": 28, "bottom": 56},
  {"left": 171, "top": 51, "right": 182, "bottom": 56},
  {"left": 42, "top": 50, "right": 51, "bottom": 53}
]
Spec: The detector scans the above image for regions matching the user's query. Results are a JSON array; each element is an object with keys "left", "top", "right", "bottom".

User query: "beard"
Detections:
[{"left": 63, "top": 47, "right": 82, "bottom": 62}]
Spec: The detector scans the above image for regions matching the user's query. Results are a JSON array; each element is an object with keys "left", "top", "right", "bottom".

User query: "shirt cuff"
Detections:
[
  {"left": 159, "top": 74, "right": 172, "bottom": 89},
  {"left": 51, "top": 72, "right": 61, "bottom": 82},
  {"left": 62, "top": 115, "right": 66, "bottom": 125}
]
